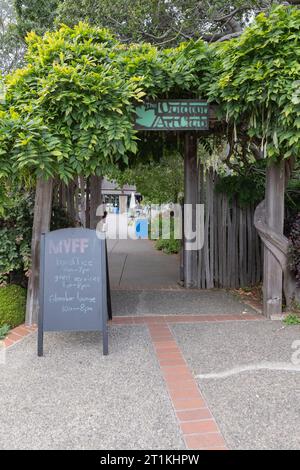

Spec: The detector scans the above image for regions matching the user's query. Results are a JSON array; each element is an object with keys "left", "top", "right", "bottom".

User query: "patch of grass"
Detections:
[
  {"left": 0, "top": 285, "right": 26, "bottom": 328},
  {"left": 0, "top": 324, "right": 10, "bottom": 339},
  {"left": 151, "top": 215, "right": 181, "bottom": 254},
  {"left": 283, "top": 314, "right": 300, "bottom": 326},
  {"left": 155, "top": 238, "right": 181, "bottom": 254}
]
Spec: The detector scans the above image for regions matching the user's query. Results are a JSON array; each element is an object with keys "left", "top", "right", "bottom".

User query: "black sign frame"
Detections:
[{"left": 38, "top": 228, "right": 109, "bottom": 356}]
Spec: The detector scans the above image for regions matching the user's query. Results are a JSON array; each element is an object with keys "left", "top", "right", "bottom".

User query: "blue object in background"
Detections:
[{"left": 135, "top": 219, "right": 148, "bottom": 239}]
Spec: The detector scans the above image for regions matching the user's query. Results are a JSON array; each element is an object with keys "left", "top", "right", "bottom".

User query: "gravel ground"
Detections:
[
  {"left": 172, "top": 321, "right": 300, "bottom": 450},
  {"left": 0, "top": 326, "right": 184, "bottom": 450}
]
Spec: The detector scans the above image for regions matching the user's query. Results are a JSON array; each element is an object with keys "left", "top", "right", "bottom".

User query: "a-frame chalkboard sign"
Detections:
[{"left": 38, "top": 228, "right": 109, "bottom": 356}]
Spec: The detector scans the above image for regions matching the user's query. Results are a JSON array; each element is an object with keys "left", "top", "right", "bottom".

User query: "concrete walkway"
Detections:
[
  {"left": 108, "top": 239, "right": 257, "bottom": 316},
  {"left": 107, "top": 239, "right": 180, "bottom": 289}
]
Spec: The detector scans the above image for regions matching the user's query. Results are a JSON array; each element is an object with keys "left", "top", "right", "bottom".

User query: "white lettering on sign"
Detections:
[{"left": 49, "top": 238, "right": 89, "bottom": 255}]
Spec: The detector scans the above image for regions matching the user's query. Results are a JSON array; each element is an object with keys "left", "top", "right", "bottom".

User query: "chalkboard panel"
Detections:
[{"left": 38, "top": 228, "right": 108, "bottom": 356}]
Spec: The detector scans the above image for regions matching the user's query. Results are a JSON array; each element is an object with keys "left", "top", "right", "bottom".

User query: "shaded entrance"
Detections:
[{"left": 107, "top": 236, "right": 258, "bottom": 318}]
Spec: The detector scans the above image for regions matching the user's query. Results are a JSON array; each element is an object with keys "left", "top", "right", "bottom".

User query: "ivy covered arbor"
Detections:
[{"left": 0, "top": 5, "right": 299, "bottom": 322}]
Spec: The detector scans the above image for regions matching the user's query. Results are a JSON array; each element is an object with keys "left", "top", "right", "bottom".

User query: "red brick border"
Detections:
[
  {"left": 1, "top": 324, "right": 37, "bottom": 349},
  {"left": 148, "top": 323, "right": 227, "bottom": 450},
  {"left": 1, "top": 313, "right": 261, "bottom": 348}
]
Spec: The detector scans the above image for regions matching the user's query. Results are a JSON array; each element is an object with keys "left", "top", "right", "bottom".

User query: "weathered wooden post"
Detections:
[
  {"left": 263, "top": 160, "right": 285, "bottom": 317},
  {"left": 85, "top": 176, "right": 91, "bottom": 228},
  {"left": 26, "top": 177, "right": 53, "bottom": 325},
  {"left": 90, "top": 175, "right": 103, "bottom": 229},
  {"left": 79, "top": 176, "right": 86, "bottom": 227},
  {"left": 119, "top": 194, "right": 128, "bottom": 214},
  {"left": 184, "top": 133, "right": 198, "bottom": 288}
]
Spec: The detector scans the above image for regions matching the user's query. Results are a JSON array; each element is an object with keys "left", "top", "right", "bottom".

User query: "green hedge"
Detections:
[{"left": 0, "top": 285, "right": 26, "bottom": 328}]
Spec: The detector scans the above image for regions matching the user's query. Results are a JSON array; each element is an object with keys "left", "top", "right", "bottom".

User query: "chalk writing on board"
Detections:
[
  {"left": 49, "top": 238, "right": 90, "bottom": 254},
  {"left": 39, "top": 228, "right": 109, "bottom": 356},
  {"left": 43, "top": 231, "right": 105, "bottom": 323}
]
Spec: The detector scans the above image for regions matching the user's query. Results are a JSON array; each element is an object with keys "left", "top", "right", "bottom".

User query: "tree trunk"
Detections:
[
  {"left": 90, "top": 175, "right": 102, "bottom": 229},
  {"left": 25, "top": 177, "right": 53, "bottom": 325},
  {"left": 263, "top": 161, "right": 285, "bottom": 317},
  {"left": 183, "top": 133, "right": 198, "bottom": 288}
]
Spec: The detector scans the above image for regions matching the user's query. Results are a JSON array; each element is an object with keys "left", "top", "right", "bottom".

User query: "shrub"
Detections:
[
  {"left": 0, "top": 188, "right": 33, "bottom": 286},
  {"left": 0, "top": 183, "right": 76, "bottom": 286},
  {"left": 289, "top": 213, "right": 300, "bottom": 287},
  {"left": 0, "top": 324, "right": 10, "bottom": 339},
  {"left": 283, "top": 314, "right": 300, "bottom": 326},
  {"left": 0, "top": 285, "right": 26, "bottom": 328}
]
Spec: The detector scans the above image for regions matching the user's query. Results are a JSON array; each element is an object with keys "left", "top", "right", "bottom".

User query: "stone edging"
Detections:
[{"left": 1, "top": 324, "right": 37, "bottom": 349}]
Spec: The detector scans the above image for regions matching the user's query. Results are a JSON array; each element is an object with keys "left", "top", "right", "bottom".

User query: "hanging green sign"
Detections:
[{"left": 134, "top": 100, "right": 209, "bottom": 131}]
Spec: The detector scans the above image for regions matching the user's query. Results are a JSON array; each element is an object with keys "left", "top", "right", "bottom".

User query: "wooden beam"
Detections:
[
  {"left": 263, "top": 161, "right": 285, "bottom": 317},
  {"left": 183, "top": 133, "right": 198, "bottom": 288}
]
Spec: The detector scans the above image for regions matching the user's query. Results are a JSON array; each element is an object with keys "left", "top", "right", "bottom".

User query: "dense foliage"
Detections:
[
  {"left": 14, "top": 0, "right": 60, "bottom": 38},
  {"left": 216, "top": 161, "right": 300, "bottom": 209},
  {"left": 0, "top": 6, "right": 299, "bottom": 186},
  {"left": 0, "top": 0, "right": 24, "bottom": 74},
  {"left": 0, "top": 284, "right": 26, "bottom": 328},
  {"left": 3, "top": 1, "right": 290, "bottom": 73},
  {"left": 0, "top": 22, "right": 212, "bottom": 182},
  {"left": 289, "top": 213, "right": 300, "bottom": 287},
  {"left": 216, "top": 172, "right": 265, "bottom": 207},
  {"left": 0, "top": 184, "right": 33, "bottom": 286},
  {"left": 0, "top": 182, "right": 77, "bottom": 285},
  {"left": 109, "top": 151, "right": 184, "bottom": 205},
  {"left": 210, "top": 6, "right": 300, "bottom": 161}
]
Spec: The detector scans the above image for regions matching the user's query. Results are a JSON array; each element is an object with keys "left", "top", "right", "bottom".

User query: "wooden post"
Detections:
[
  {"left": 119, "top": 194, "right": 128, "bottom": 214},
  {"left": 79, "top": 176, "right": 86, "bottom": 227},
  {"left": 85, "top": 176, "right": 91, "bottom": 228},
  {"left": 26, "top": 177, "right": 53, "bottom": 325},
  {"left": 263, "top": 160, "right": 285, "bottom": 317},
  {"left": 66, "top": 180, "right": 76, "bottom": 221},
  {"left": 90, "top": 175, "right": 102, "bottom": 229},
  {"left": 183, "top": 133, "right": 198, "bottom": 288}
]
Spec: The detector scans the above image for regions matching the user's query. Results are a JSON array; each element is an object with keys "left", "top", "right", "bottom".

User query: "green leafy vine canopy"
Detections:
[{"left": 0, "top": 5, "right": 299, "bottom": 181}]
